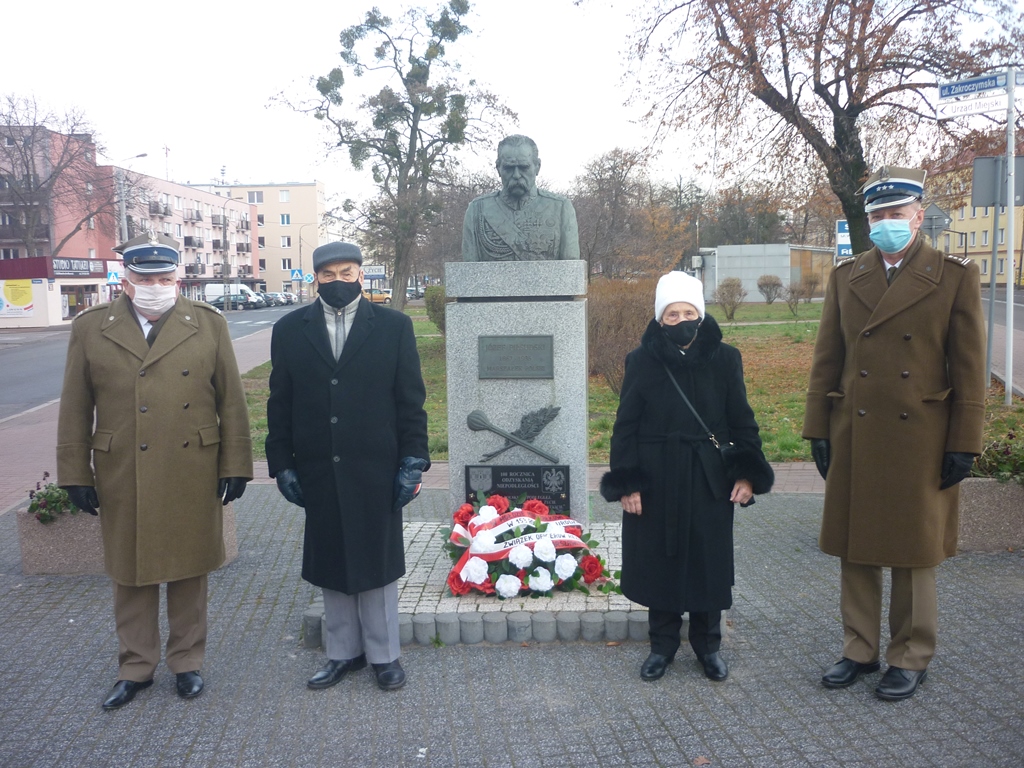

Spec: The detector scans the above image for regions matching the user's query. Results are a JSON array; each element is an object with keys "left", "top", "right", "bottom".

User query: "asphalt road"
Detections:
[{"left": 0, "top": 303, "right": 294, "bottom": 421}]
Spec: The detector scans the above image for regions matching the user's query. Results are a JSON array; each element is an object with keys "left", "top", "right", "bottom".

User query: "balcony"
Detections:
[
  {"left": 237, "top": 219, "right": 250, "bottom": 231},
  {"left": 237, "top": 264, "right": 253, "bottom": 276},
  {"left": 235, "top": 242, "right": 251, "bottom": 253},
  {"left": 184, "top": 263, "right": 206, "bottom": 276},
  {"left": 183, "top": 236, "right": 205, "bottom": 249},
  {"left": 211, "top": 214, "right": 227, "bottom": 226},
  {"left": 183, "top": 210, "right": 197, "bottom": 222},
  {"left": 212, "top": 239, "right": 224, "bottom": 250},
  {"left": 213, "top": 263, "right": 231, "bottom": 278},
  {"left": 193, "top": 210, "right": 204, "bottom": 222},
  {"left": 0, "top": 224, "right": 49, "bottom": 241},
  {"left": 148, "top": 201, "right": 164, "bottom": 216}
]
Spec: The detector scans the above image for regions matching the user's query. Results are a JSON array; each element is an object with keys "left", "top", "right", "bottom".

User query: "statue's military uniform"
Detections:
[{"left": 462, "top": 189, "right": 580, "bottom": 261}]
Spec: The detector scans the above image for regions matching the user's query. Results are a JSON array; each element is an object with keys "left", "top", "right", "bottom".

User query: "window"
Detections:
[
  {"left": 257, "top": 214, "right": 265, "bottom": 227},
  {"left": 88, "top": 248, "right": 96, "bottom": 259},
  {"left": 0, "top": 248, "right": 19, "bottom": 259},
  {"left": 259, "top": 259, "right": 266, "bottom": 270},
  {"left": 982, "top": 259, "right": 988, "bottom": 274},
  {"left": 88, "top": 217, "right": 95, "bottom": 230},
  {"left": 279, "top": 190, "right": 290, "bottom": 203},
  {"left": 175, "top": 196, "right": 182, "bottom": 210},
  {"left": 959, "top": 233, "right": 967, "bottom": 247},
  {"left": 280, "top": 214, "right": 291, "bottom": 225},
  {"left": 175, "top": 224, "right": 183, "bottom": 237},
  {"left": 86, "top": 182, "right": 93, "bottom": 194},
  {"left": 982, "top": 207, "right": 989, "bottom": 217},
  {"left": 1, "top": 212, "right": 10, "bottom": 226},
  {"left": 0, "top": 175, "right": 8, "bottom": 189},
  {"left": 982, "top": 231, "right": 989, "bottom": 246},
  {"left": 998, "top": 258, "right": 1005, "bottom": 274},
  {"left": 958, "top": 206, "right": 965, "bottom": 220},
  {"left": 969, "top": 232, "right": 976, "bottom": 246},
  {"left": 258, "top": 236, "right": 265, "bottom": 249},
  {"left": 248, "top": 191, "right": 264, "bottom": 204},
  {"left": 281, "top": 258, "right": 292, "bottom": 270},
  {"left": 943, "top": 234, "right": 950, "bottom": 252},
  {"left": 4, "top": 136, "right": 15, "bottom": 147},
  {"left": 281, "top": 236, "right": 292, "bottom": 248},
  {"left": 999, "top": 205, "right": 1007, "bottom": 215},
  {"left": 971, "top": 207, "right": 977, "bottom": 218},
  {"left": 999, "top": 229, "right": 1005, "bottom": 245}
]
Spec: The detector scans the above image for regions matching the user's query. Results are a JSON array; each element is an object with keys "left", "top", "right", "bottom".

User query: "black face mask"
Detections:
[
  {"left": 663, "top": 319, "right": 701, "bottom": 347},
  {"left": 318, "top": 279, "right": 362, "bottom": 309}
]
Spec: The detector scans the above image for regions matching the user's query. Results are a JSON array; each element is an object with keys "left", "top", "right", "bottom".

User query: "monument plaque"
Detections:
[
  {"left": 465, "top": 465, "right": 570, "bottom": 514},
  {"left": 478, "top": 336, "right": 554, "bottom": 379}
]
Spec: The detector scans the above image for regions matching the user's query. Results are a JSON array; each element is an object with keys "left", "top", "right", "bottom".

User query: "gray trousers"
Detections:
[{"left": 322, "top": 580, "right": 400, "bottom": 664}]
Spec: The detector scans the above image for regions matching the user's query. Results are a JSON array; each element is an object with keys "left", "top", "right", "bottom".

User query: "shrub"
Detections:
[
  {"left": 756, "top": 274, "right": 784, "bottom": 304},
  {"left": 27, "top": 472, "right": 78, "bottom": 524},
  {"left": 588, "top": 277, "right": 658, "bottom": 395},
  {"left": 424, "top": 286, "right": 448, "bottom": 336},
  {"left": 713, "top": 277, "right": 747, "bottom": 321},
  {"left": 974, "top": 388, "right": 1024, "bottom": 484},
  {"left": 783, "top": 282, "right": 805, "bottom": 317},
  {"left": 801, "top": 272, "right": 821, "bottom": 303}
]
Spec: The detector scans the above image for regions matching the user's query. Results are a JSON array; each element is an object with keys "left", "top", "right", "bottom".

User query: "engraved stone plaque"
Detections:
[
  {"left": 478, "top": 336, "right": 554, "bottom": 379},
  {"left": 464, "top": 465, "right": 570, "bottom": 513}
]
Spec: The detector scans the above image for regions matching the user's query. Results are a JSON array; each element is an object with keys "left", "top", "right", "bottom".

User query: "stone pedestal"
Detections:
[{"left": 445, "top": 261, "right": 588, "bottom": 522}]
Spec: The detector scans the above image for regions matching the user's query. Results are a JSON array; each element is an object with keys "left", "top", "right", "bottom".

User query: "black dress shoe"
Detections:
[
  {"left": 821, "top": 657, "right": 881, "bottom": 689},
  {"left": 640, "top": 652, "right": 674, "bottom": 681},
  {"left": 101, "top": 679, "right": 153, "bottom": 710},
  {"left": 307, "top": 654, "right": 367, "bottom": 690},
  {"left": 371, "top": 659, "right": 406, "bottom": 691},
  {"left": 875, "top": 666, "right": 927, "bottom": 701},
  {"left": 699, "top": 652, "right": 728, "bottom": 681},
  {"left": 175, "top": 671, "right": 204, "bottom": 699}
]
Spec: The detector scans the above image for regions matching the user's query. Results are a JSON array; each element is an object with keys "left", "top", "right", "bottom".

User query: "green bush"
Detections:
[
  {"left": 27, "top": 472, "right": 78, "bottom": 524},
  {"left": 424, "top": 286, "right": 448, "bottom": 336}
]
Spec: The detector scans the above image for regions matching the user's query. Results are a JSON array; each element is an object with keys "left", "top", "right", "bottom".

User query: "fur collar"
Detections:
[{"left": 640, "top": 312, "right": 723, "bottom": 370}]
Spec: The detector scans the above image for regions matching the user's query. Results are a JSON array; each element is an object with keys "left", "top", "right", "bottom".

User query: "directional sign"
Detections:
[
  {"left": 290, "top": 269, "right": 303, "bottom": 281},
  {"left": 107, "top": 271, "right": 120, "bottom": 285},
  {"left": 835, "top": 220, "right": 852, "bottom": 261},
  {"left": 939, "top": 73, "right": 1007, "bottom": 100},
  {"left": 303, "top": 273, "right": 315, "bottom": 284},
  {"left": 921, "top": 203, "right": 952, "bottom": 245},
  {"left": 363, "top": 265, "right": 386, "bottom": 277},
  {"left": 937, "top": 95, "right": 1007, "bottom": 120}
]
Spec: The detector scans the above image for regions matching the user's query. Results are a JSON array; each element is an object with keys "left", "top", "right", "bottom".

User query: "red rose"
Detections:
[
  {"left": 453, "top": 504, "right": 475, "bottom": 527},
  {"left": 475, "top": 573, "right": 496, "bottom": 594},
  {"left": 516, "top": 568, "right": 528, "bottom": 582},
  {"left": 580, "top": 555, "right": 604, "bottom": 584},
  {"left": 447, "top": 569, "right": 471, "bottom": 596},
  {"left": 565, "top": 527, "right": 583, "bottom": 537},
  {"left": 521, "top": 499, "right": 549, "bottom": 516},
  {"left": 487, "top": 495, "right": 510, "bottom": 514}
]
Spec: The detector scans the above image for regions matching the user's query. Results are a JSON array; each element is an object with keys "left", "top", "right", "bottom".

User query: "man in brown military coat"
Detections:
[
  {"left": 57, "top": 233, "right": 253, "bottom": 710},
  {"left": 803, "top": 167, "right": 986, "bottom": 701},
  {"left": 462, "top": 134, "right": 579, "bottom": 261}
]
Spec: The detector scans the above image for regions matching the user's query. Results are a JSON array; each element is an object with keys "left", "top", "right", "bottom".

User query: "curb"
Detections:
[{"left": 302, "top": 600, "right": 650, "bottom": 649}]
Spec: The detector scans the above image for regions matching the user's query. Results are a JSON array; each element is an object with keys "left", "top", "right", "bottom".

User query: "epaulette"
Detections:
[
  {"left": 194, "top": 301, "right": 223, "bottom": 315},
  {"left": 945, "top": 253, "right": 972, "bottom": 267},
  {"left": 537, "top": 188, "right": 570, "bottom": 202},
  {"left": 835, "top": 256, "right": 856, "bottom": 268}
]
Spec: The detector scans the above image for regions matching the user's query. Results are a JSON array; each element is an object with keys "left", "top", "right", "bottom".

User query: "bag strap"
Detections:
[{"left": 661, "top": 362, "right": 720, "bottom": 448}]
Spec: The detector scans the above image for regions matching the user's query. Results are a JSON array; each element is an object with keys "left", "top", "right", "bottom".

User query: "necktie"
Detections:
[
  {"left": 146, "top": 325, "right": 158, "bottom": 347},
  {"left": 886, "top": 266, "right": 896, "bottom": 285}
]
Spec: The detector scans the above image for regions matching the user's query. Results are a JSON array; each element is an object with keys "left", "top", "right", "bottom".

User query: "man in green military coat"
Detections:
[
  {"left": 57, "top": 233, "right": 253, "bottom": 710},
  {"left": 803, "top": 167, "right": 986, "bottom": 701}
]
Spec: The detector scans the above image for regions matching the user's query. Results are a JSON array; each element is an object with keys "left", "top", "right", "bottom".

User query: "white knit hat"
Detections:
[{"left": 655, "top": 271, "right": 705, "bottom": 321}]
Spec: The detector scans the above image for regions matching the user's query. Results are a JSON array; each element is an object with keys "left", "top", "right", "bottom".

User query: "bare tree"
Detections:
[
  {"left": 713, "top": 276, "right": 747, "bottom": 320},
  {"left": 630, "top": 0, "right": 1024, "bottom": 253},
  {"left": 783, "top": 281, "right": 805, "bottom": 316},
  {"left": 0, "top": 95, "right": 122, "bottom": 257},
  {"left": 757, "top": 274, "right": 784, "bottom": 304}
]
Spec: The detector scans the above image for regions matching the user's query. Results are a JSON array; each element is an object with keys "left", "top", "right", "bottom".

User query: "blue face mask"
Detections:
[{"left": 869, "top": 218, "right": 914, "bottom": 254}]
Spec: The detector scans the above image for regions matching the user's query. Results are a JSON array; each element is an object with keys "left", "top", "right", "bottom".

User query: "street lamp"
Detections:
[
  {"left": 297, "top": 222, "right": 318, "bottom": 304},
  {"left": 113, "top": 153, "right": 148, "bottom": 242}
]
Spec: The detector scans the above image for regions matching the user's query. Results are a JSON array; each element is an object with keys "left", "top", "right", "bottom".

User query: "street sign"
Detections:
[
  {"left": 921, "top": 203, "right": 952, "bottom": 244},
  {"left": 290, "top": 269, "right": 303, "bottom": 281},
  {"left": 363, "top": 265, "right": 386, "bottom": 277},
  {"left": 835, "top": 220, "right": 852, "bottom": 261},
  {"left": 937, "top": 95, "right": 1007, "bottom": 120},
  {"left": 107, "top": 271, "right": 120, "bottom": 285},
  {"left": 1018, "top": 71, "right": 1024, "bottom": 87},
  {"left": 303, "top": 273, "right": 314, "bottom": 284},
  {"left": 939, "top": 73, "right": 1007, "bottom": 100},
  {"left": 972, "top": 156, "right": 1024, "bottom": 207}
]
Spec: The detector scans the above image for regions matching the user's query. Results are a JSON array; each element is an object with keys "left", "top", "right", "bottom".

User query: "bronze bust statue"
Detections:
[{"left": 462, "top": 135, "right": 580, "bottom": 261}]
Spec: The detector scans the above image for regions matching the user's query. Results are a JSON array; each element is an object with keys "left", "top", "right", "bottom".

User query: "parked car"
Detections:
[
  {"left": 258, "top": 291, "right": 282, "bottom": 307},
  {"left": 362, "top": 288, "right": 392, "bottom": 304},
  {"left": 208, "top": 293, "right": 259, "bottom": 310},
  {"left": 281, "top": 292, "right": 299, "bottom": 304},
  {"left": 406, "top": 287, "right": 424, "bottom": 300},
  {"left": 269, "top": 292, "right": 292, "bottom": 305}
]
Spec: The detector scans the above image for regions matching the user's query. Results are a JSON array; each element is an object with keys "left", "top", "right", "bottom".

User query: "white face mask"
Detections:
[{"left": 130, "top": 282, "right": 178, "bottom": 316}]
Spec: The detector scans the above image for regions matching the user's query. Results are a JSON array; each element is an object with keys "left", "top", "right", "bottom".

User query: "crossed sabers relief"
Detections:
[{"left": 467, "top": 406, "right": 560, "bottom": 463}]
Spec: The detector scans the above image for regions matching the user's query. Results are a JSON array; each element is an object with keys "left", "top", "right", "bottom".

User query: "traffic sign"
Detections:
[
  {"left": 939, "top": 73, "right": 1007, "bottom": 100},
  {"left": 303, "top": 273, "right": 314, "bottom": 284},
  {"left": 363, "top": 265, "right": 386, "bottom": 277},
  {"left": 107, "top": 271, "right": 120, "bottom": 285},
  {"left": 835, "top": 220, "right": 852, "bottom": 261},
  {"left": 937, "top": 95, "right": 1006, "bottom": 120},
  {"left": 921, "top": 203, "right": 951, "bottom": 244},
  {"left": 290, "top": 269, "right": 303, "bottom": 281}
]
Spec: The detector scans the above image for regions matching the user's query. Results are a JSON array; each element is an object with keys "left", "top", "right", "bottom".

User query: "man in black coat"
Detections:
[{"left": 265, "top": 242, "right": 429, "bottom": 691}]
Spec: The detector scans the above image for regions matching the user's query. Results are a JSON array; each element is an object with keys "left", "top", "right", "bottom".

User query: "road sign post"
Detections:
[{"left": 835, "top": 220, "right": 851, "bottom": 262}]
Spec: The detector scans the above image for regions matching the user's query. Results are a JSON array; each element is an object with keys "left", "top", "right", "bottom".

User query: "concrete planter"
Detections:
[
  {"left": 957, "top": 477, "right": 1024, "bottom": 552},
  {"left": 16, "top": 503, "right": 239, "bottom": 576}
]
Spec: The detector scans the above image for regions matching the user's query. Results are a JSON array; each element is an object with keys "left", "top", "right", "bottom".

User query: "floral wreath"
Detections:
[{"left": 442, "top": 494, "right": 620, "bottom": 598}]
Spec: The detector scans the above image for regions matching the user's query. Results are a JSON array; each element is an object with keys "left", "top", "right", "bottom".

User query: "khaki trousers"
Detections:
[
  {"left": 113, "top": 575, "right": 208, "bottom": 681},
  {"left": 839, "top": 560, "right": 937, "bottom": 671}
]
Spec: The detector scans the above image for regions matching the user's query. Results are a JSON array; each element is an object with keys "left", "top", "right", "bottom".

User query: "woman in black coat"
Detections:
[{"left": 601, "top": 271, "right": 773, "bottom": 682}]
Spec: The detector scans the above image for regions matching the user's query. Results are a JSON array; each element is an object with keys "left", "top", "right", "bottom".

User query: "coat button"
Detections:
[
  {"left": 140, "top": 444, "right": 148, "bottom": 451},
  {"left": 140, "top": 406, "right": 148, "bottom": 413},
  {"left": 182, "top": 370, "right": 189, "bottom": 376},
  {"left": 333, "top": 456, "right": 341, "bottom": 462},
  {"left": 858, "top": 409, "right": 866, "bottom": 416},
  {"left": 900, "top": 413, "right": 909, "bottom": 420},
  {"left": 860, "top": 370, "right": 868, "bottom": 377},
  {"left": 331, "top": 379, "right": 338, "bottom": 385},
  {"left": 183, "top": 403, "right": 189, "bottom": 409},
  {"left": 863, "top": 331, "right": 871, "bottom": 337},
  {"left": 330, "top": 417, "right": 338, "bottom": 424},
  {"left": 139, "top": 370, "right": 146, "bottom": 377},
  {"left": 904, "top": 334, "right": 912, "bottom": 340},
  {"left": 901, "top": 371, "right": 910, "bottom": 378},
  {"left": 183, "top": 441, "right": 189, "bottom": 447}
]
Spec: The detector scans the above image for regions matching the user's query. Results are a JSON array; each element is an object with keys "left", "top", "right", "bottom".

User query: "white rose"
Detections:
[
  {"left": 460, "top": 556, "right": 490, "bottom": 585},
  {"left": 554, "top": 553, "right": 578, "bottom": 581},
  {"left": 495, "top": 574, "right": 522, "bottom": 599},
  {"left": 530, "top": 567, "right": 554, "bottom": 592},
  {"left": 508, "top": 544, "right": 534, "bottom": 569},
  {"left": 476, "top": 505, "right": 499, "bottom": 523},
  {"left": 533, "top": 538, "right": 557, "bottom": 562},
  {"left": 471, "top": 530, "right": 499, "bottom": 553}
]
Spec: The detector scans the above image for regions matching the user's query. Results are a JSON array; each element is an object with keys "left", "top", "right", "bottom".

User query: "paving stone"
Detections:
[
  {"left": 398, "top": 613, "right": 414, "bottom": 646},
  {"left": 605, "top": 610, "right": 629, "bottom": 642},
  {"left": 556, "top": 611, "right": 581, "bottom": 642},
  {"left": 580, "top": 611, "right": 606, "bottom": 642},
  {"left": 532, "top": 611, "right": 557, "bottom": 642},
  {"left": 628, "top": 610, "right": 649, "bottom": 642},
  {"left": 459, "top": 613, "right": 484, "bottom": 644},
  {"left": 302, "top": 602, "right": 323, "bottom": 649},
  {"left": 507, "top": 611, "right": 532, "bottom": 642},
  {"left": 412, "top": 613, "right": 436, "bottom": 645},
  {"left": 482, "top": 612, "right": 508, "bottom": 644},
  {"left": 435, "top": 612, "right": 460, "bottom": 646}
]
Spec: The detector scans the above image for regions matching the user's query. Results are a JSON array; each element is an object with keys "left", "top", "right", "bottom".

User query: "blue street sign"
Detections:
[
  {"left": 107, "top": 271, "right": 120, "bottom": 285},
  {"left": 303, "top": 273, "right": 315, "bottom": 284},
  {"left": 939, "top": 73, "right": 1007, "bottom": 100},
  {"left": 835, "top": 220, "right": 852, "bottom": 261},
  {"left": 290, "top": 269, "right": 303, "bottom": 281}
]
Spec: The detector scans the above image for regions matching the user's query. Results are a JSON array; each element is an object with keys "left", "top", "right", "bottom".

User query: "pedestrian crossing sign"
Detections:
[
  {"left": 290, "top": 269, "right": 303, "bottom": 281},
  {"left": 107, "top": 271, "right": 120, "bottom": 285}
]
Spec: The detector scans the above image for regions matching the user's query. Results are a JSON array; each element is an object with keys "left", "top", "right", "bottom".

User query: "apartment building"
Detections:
[{"left": 207, "top": 181, "right": 326, "bottom": 300}]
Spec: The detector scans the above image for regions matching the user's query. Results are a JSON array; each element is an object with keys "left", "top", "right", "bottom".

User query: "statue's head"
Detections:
[{"left": 496, "top": 135, "right": 540, "bottom": 201}]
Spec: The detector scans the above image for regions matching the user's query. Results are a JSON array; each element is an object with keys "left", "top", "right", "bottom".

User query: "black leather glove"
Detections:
[
  {"left": 940, "top": 452, "right": 975, "bottom": 490},
  {"left": 275, "top": 468, "right": 305, "bottom": 507},
  {"left": 63, "top": 486, "right": 99, "bottom": 516},
  {"left": 218, "top": 477, "right": 248, "bottom": 505},
  {"left": 393, "top": 457, "right": 429, "bottom": 513},
  {"left": 810, "top": 439, "right": 830, "bottom": 480}
]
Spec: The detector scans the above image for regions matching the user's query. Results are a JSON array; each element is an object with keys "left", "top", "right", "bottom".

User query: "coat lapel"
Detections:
[
  {"left": 861, "top": 237, "right": 941, "bottom": 332},
  {"left": 143, "top": 298, "right": 199, "bottom": 368},
  {"left": 302, "top": 300, "right": 338, "bottom": 369},
  {"left": 100, "top": 296, "right": 149, "bottom": 361},
  {"left": 336, "top": 298, "right": 375, "bottom": 371}
]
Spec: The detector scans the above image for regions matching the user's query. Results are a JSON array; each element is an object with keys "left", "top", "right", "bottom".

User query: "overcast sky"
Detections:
[{"left": 2, "top": 0, "right": 696, "bottom": 207}]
